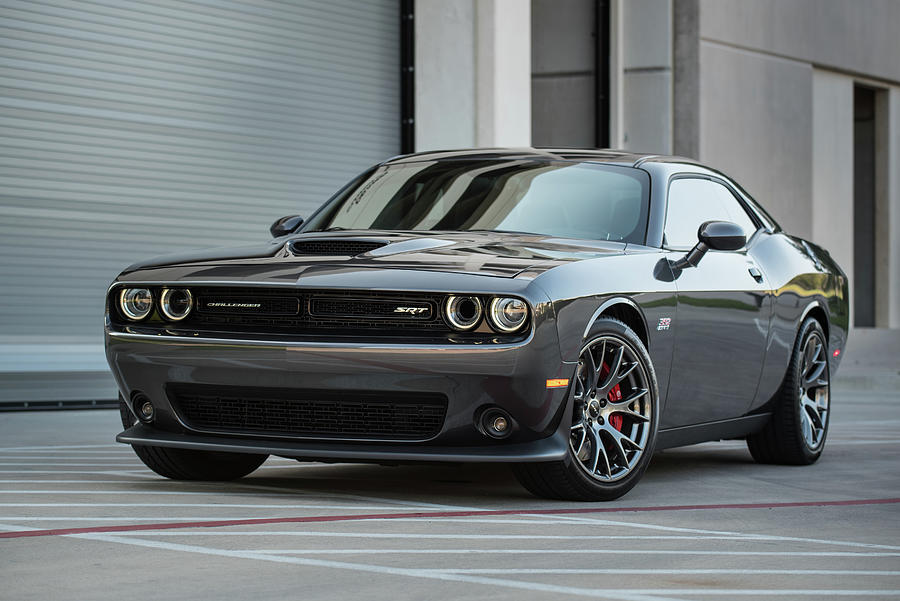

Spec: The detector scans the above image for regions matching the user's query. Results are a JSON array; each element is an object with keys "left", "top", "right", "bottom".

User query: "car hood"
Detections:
[{"left": 119, "top": 231, "right": 634, "bottom": 284}]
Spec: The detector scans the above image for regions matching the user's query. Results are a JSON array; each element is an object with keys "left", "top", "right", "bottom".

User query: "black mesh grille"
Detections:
[
  {"left": 187, "top": 288, "right": 447, "bottom": 335},
  {"left": 170, "top": 386, "right": 447, "bottom": 440},
  {"left": 289, "top": 239, "right": 386, "bottom": 256}
]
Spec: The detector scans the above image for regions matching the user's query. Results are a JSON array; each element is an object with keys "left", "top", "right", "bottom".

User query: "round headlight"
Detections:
[
  {"left": 488, "top": 297, "right": 528, "bottom": 333},
  {"left": 119, "top": 288, "right": 153, "bottom": 321},
  {"left": 160, "top": 288, "right": 193, "bottom": 321},
  {"left": 444, "top": 295, "right": 483, "bottom": 331}
]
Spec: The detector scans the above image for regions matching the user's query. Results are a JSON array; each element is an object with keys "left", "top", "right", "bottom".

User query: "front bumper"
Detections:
[{"left": 106, "top": 328, "right": 575, "bottom": 463}]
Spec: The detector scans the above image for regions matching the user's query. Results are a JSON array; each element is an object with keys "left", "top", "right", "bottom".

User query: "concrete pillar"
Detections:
[
  {"left": 886, "top": 87, "right": 900, "bottom": 328},
  {"left": 415, "top": 0, "right": 476, "bottom": 150},
  {"left": 415, "top": 0, "right": 531, "bottom": 151},
  {"left": 475, "top": 0, "right": 531, "bottom": 146},
  {"left": 618, "top": 0, "right": 673, "bottom": 154},
  {"left": 811, "top": 70, "right": 854, "bottom": 321}
]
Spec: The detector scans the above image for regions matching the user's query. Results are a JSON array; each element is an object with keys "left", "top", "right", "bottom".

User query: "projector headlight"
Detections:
[
  {"left": 159, "top": 288, "right": 193, "bottom": 321},
  {"left": 487, "top": 297, "right": 528, "bottom": 333},
  {"left": 119, "top": 288, "right": 153, "bottom": 321},
  {"left": 444, "top": 295, "right": 483, "bottom": 331}
]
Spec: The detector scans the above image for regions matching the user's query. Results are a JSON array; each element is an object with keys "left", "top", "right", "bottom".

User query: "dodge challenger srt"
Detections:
[{"left": 106, "top": 148, "right": 848, "bottom": 501}]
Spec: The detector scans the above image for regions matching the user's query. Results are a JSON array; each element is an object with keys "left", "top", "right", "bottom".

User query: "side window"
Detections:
[{"left": 664, "top": 178, "right": 759, "bottom": 249}]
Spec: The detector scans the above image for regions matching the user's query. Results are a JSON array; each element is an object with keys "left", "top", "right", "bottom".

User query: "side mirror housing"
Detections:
[
  {"left": 673, "top": 220, "right": 745, "bottom": 270},
  {"left": 269, "top": 215, "right": 304, "bottom": 238},
  {"left": 698, "top": 220, "right": 746, "bottom": 251}
]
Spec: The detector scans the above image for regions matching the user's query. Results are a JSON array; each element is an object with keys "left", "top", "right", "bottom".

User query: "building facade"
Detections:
[{"left": 0, "top": 0, "right": 897, "bottom": 407}]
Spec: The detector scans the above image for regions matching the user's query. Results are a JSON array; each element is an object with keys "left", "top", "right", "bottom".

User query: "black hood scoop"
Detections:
[{"left": 288, "top": 238, "right": 388, "bottom": 257}]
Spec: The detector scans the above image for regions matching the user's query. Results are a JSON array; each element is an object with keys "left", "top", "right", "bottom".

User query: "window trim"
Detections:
[{"left": 662, "top": 174, "right": 764, "bottom": 251}]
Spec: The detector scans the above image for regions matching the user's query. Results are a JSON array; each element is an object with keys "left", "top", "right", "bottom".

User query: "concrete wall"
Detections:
[
  {"left": 699, "top": 0, "right": 900, "bottom": 84},
  {"left": 618, "top": 0, "right": 673, "bottom": 154},
  {"left": 415, "top": 0, "right": 476, "bottom": 150},
  {"left": 415, "top": 0, "right": 530, "bottom": 151},
  {"left": 697, "top": 42, "right": 813, "bottom": 239}
]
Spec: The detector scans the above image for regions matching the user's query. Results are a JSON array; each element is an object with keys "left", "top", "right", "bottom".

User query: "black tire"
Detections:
[
  {"left": 747, "top": 317, "right": 830, "bottom": 465},
  {"left": 513, "top": 317, "right": 659, "bottom": 501},
  {"left": 119, "top": 398, "right": 268, "bottom": 480}
]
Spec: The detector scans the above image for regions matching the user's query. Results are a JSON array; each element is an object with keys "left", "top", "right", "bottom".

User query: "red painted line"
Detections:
[{"left": 2, "top": 497, "right": 898, "bottom": 540}]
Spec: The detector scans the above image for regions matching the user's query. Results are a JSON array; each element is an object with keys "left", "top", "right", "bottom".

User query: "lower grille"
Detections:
[{"left": 170, "top": 387, "right": 447, "bottom": 441}]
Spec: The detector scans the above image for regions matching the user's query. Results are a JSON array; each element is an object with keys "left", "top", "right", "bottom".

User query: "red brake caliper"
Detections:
[{"left": 599, "top": 363, "right": 624, "bottom": 431}]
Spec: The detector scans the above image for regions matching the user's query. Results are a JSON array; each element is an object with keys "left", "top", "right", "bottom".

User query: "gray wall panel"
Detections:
[{"left": 0, "top": 0, "right": 399, "bottom": 404}]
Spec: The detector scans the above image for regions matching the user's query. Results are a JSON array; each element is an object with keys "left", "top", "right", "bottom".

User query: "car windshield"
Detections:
[{"left": 302, "top": 160, "right": 651, "bottom": 243}]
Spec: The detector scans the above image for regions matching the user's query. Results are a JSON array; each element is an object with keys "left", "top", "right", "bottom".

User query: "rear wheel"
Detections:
[
  {"left": 119, "top": 397, "right": 268, "bottom": 480},
  {"left": 747, "top": 317, "right": 830, "bottom": 465},
  {"left": 513, "top": 317, "right": 659, "bottom": 501}
]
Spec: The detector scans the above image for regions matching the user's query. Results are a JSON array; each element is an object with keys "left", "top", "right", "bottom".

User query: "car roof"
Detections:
[{"left": 382, "top": 147, "right": 703, "bottom": 168}]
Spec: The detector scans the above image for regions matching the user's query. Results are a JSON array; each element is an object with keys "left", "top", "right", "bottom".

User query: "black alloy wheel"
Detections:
[{"left": 747, "top": 317, "right": 831, "bottom": 464}]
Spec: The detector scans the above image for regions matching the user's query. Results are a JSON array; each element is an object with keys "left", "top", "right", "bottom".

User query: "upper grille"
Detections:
[
  {"left": 289, "top": 239, "right": 387, "bottom": 256},
  {"left": 170, "top": 386, "right": 447, "bottom": 441},
  {"left": 184, "top": 287, "right": 447, "bottom": 335}
]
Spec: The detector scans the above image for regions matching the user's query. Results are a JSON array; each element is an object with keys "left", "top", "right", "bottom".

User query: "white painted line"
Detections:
[
  {"left": 534, "top": 515, "right": 900, "bottom": 551},
  {"left": 0, "top": 480, "right": 149, "bottom": 484},
  {"left": 0, "top": 463, "right": 141, "bottom": 467},
  {"left": 0, "top": 503, "right": 459, "bottom": 510},
  {"left": 233, "top": 549, "right": 900, "bottom": 557},
  {"left": 0, "top": 490, "right": 419, "bottom": 498},
  {"left": 111, "top": 531, "right": 737, "bottom": 540},
  {"left": 0, "top": 457, "right": 141, "bottom": 461},
  {"left": 69, "top": 533, "right": 688, "bottom": 601},
  {"left": 0, "top": 450, "right": 134, "bottom": 455},
  {"left": 0, "top": 517, "right": 316, "bottom": 522},
  {"left": 431, "top": 568, "right": 900, "bottom": 576},
  {"left": 0, "top": 445, "right": 121, "bottom": 451},
  {"left": 0, "top": 470, "right": 156, "bottom": 475}
]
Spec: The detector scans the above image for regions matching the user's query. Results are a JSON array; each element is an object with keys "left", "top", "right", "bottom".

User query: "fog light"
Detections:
[
  {"left": 480, "top": 408, "right": 513, "bottom": 439},
  {"left": 140, "top": 401, "right": 154, "bottom": 420},
  {"left": 491, "top": 415, "right": 508, "bottom": 433}
]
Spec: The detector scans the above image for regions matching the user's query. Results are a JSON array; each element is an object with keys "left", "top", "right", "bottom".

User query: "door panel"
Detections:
[{"left": 662, "top": 248, "right": 772, "bottom": 428}]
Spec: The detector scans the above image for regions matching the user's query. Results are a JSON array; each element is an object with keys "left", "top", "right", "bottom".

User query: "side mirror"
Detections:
[
  {"left": 673, "top": 220, "right": 745, "bottom": 270},
  {"left": 269, "top": 215, "right": 304, "bottom": 238},
  {"left": 699, "top": 220, "right": 746, "bottom": 251}
]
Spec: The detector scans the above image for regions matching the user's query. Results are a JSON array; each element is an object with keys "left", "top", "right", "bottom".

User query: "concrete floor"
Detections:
[{"left": 1, "top": 331, "right": 899, "bottom": 600}]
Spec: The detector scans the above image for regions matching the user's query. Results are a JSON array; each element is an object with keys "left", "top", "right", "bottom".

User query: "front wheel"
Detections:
[
  {"left": 513, "top": 317, "right": 659, "bottom": 501},
  {"left": 119, "top": 398, "right": 268, "bottom": 480}
]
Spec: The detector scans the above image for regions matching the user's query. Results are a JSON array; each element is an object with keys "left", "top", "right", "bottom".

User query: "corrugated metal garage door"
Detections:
[{"left": 0, "top": 0, "right": 400, "bottom": 407}]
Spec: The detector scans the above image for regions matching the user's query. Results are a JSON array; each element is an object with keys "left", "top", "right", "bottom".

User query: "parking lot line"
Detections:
[
  {"left": 66, "top": 532, "right": 900, "bottom": 601},
  {"left": 3, "top": 497, "right": 897, "bottom": 539}
]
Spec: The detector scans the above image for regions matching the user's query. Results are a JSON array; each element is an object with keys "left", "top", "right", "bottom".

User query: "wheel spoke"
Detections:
[
  {"left": 583, "top": 346, "right": 599, "bottom": 392},
  {"left": 588, "top": 427, "right": 603, "bottom": 475},
  {"left": 598, "top": 345, "right": 625, "bottom": 395},
  {"left": 802, "top": 398, "right": 824, "bottom": 430},
  {"left": 804, "top": 360, "right": 827, "bottom": 387},
  {"left": 606, "top": 428, "right": 634, "bottom": 464},
  {"left": 612, "top": 387, "right": 649, "bottom": 408},
  {"left": 571, "top": 424, "right": 587, "bottom": 455}
]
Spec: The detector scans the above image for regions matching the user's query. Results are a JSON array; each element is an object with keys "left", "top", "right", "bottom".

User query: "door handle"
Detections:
[{"left": 748, "top": 265, "right": 763, "bottom": 282}]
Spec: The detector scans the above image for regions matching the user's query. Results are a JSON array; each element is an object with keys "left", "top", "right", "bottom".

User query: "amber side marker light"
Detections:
[{"left": 546, "top": 378, "right": 569, "bottom": 389}]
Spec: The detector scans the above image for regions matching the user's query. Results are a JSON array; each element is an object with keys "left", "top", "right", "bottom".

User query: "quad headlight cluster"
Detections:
[
  {"left": 443, "top": 295, "right": 529, "bottom": 334},
  {"left": 117, "top": 287, "right": 193, "bottom": 322}
]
